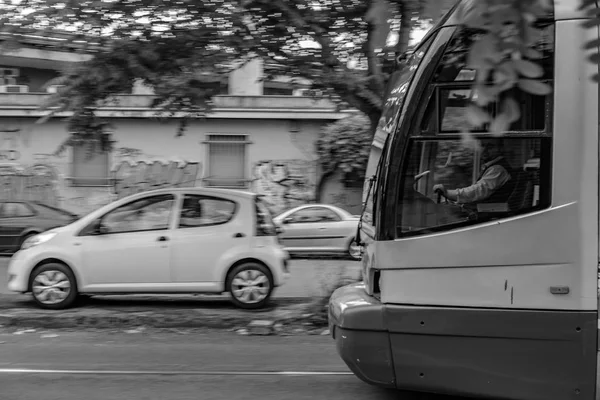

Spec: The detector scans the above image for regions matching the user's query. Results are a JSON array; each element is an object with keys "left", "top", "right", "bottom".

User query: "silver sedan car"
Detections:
[{"left": 272, "top": 204, "right": 361, "bottom": 259}]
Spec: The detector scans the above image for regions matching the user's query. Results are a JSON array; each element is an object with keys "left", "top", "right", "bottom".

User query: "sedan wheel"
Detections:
[
  {"left": 227, "top": 263, "right": 273, "bottom": 309},
  {"left": 30, "top": 263, "right": 78, "bottom": 310},
  {"left": 348, "top": 239, "right": 362, "bottom": 260}
]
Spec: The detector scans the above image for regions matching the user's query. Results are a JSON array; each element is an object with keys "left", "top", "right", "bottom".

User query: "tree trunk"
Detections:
[{"left": 395, "top": 1, "right": 414, "bottom": 58}]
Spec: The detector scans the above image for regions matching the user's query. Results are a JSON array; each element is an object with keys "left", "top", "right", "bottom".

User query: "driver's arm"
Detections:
[{"left": 447, "top": 165, "right": 510, "bottom": 204}]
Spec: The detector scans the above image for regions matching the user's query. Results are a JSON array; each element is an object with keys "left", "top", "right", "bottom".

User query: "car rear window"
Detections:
[
  {"left": 33, "top": 202, "right": 78, "bottom": 219},
  {"left": 179, "top": 194, "right": 237, "bottom": 228}
]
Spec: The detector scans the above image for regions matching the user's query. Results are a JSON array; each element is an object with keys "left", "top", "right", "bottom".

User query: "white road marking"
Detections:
[{"left": 0, "top": 368, "right": 353, "bottom": 376}]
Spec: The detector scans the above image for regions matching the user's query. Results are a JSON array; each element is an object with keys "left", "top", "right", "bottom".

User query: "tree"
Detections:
[
  {"left": 458, "top": 0, "right": 598, "bottom": 137},
  {"left": 316, "top": 113, "right": 373, "bottom": 197},
  {"left": 0, "top": 0, "right": 455, "bottom": 152},
  {"left": 0, "top": 0, "right": 596, "bottom": 152}
]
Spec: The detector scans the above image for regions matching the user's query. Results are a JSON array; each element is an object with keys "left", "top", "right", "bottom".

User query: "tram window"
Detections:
[
  {"left": 435, "top": 24, "right": 554, "bottom": 83},
  {"left": 396, "top": 137, "right": 549, "bottom": 237},
  {"left": 420, "top": 86, "right": 548, "bottom": 134},
  {"left": 422, "top": 23, "right": 554, "bottom": 134}
]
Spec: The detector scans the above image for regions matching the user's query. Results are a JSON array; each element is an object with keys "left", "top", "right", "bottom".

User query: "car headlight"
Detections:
[{"left": 21, "top": 231, "right": 57, "bottom": 250}]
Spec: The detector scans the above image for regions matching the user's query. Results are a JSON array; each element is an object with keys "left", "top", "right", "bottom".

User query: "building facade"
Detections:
[{"left": 0, "top": 38, "right": 363, "bottom": 216}]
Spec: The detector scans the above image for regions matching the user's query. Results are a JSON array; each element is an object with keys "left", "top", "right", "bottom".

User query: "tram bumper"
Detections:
[{"left": 328, "top": 282, "right": 395, "bottom": 388}]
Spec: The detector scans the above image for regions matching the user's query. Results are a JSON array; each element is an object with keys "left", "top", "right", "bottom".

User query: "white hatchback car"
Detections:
[{"left": 7, "top": 188, "right": 290, "bottom": 310}]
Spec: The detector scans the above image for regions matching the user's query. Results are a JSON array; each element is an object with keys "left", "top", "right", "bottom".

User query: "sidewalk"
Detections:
[{"left": 0, "top": 294, "right": 324, "bottom": 332}]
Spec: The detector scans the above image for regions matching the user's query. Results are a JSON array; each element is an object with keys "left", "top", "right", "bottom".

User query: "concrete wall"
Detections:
[{"left": 0, "top": 117, "right": 324, "bottom": 215}]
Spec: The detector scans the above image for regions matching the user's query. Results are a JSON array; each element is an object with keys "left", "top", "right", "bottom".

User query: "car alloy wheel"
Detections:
[
  {"left": 30, "top": 263, "right": 78, "bottom": 310},
  {"left": 227, "top": 262, "right": 273, "bottom": 309}
]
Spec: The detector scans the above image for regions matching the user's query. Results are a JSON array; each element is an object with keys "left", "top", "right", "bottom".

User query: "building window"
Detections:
[
  {"left": 204, "top": 134, "right": 249, "bottom": 188},
  {"left": 71, "top": 145, "right": 110, "bottom": 187}
]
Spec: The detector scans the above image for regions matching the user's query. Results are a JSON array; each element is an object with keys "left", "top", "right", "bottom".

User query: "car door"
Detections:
[
  {"left": 279, "top": 207, "right": 332, "bottom": 251},
  {"left": 169, "top": 194, "right": 241, "bottom": 286},
  {"left": 0, "top": 202, "right": 37, "bottom": 253},
  {"left": 310, "top": 207, "right": 349, "bottom": 251},
  {"left": 79, "top": 193, "right": 176, "bottom": 288}
]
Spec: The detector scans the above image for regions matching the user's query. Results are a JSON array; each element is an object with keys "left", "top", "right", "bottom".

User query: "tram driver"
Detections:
[{"left": 433, "top": 139, "right": 515, "bottom": 205}]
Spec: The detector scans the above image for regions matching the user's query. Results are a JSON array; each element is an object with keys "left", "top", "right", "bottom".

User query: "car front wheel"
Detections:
[
  {"left": 227, "top": 262, "right": 273, "bottom": 309},
  {"left": 30, "top": 263, "right": 78, "bottom": 310}
]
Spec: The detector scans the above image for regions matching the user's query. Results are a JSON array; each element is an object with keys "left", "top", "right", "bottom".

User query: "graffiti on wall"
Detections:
[
  {"left": 113, "top": 160, "right": 203, "bottom": 199},
  {"left": 0, "top": 164, "right": 60, "bottom": 206},
  {"left": 251, "top": 159, "right": 316, "bottom": 214}
]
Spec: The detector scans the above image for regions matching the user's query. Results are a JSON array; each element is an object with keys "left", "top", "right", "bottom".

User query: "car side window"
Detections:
[
  {"left": 288, "top": 207, "right": 340, "bottom": 223},
  {"left": 0, "top": 202, "right": 35, "bottom": 218},
  {"left": 288, "top": 208, "right": 319, "bottom": 223},
  {"left": 313, "top": 208, "right": 341, "bottom": 222},
  {"left": 178, "top": 195, "right": 237, "bottom": 228},
  {"left": 101, "top": 194, "right": 175, "bottom": 234}
]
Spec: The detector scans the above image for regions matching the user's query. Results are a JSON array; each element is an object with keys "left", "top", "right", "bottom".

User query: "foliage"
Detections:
[
  {"left": 0, "top": 0, "right": 456, "bottom": 151},
  {"left": 316, "top": 113, "right": 373, "bottom": 180},
  {"left": 455, "top": 0, "right": 598, "bottom": 142},
  {"left": 580, "top": 0, "right": 600, "bottom": 82}
]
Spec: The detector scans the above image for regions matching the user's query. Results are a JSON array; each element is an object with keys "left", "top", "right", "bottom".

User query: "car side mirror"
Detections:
[{"left": 283, "top": 217, "right": 293, "bottom": 225}]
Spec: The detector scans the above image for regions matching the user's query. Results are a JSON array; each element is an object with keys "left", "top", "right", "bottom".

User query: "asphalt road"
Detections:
[
  {"left": 0, "top": 330, "right": 464, "bottom": 400},
  {"left": 0, "top": 256, "right": 361, "bottom": 298}
]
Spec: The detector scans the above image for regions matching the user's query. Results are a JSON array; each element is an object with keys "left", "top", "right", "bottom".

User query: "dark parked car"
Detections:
[{"left": 0, "top": 201, "right": 78, "bottom": 254}]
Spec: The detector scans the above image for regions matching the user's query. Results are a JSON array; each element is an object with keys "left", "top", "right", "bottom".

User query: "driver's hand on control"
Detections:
[{"left": 433, "top": 184, "right": 447, "bottom": 197}]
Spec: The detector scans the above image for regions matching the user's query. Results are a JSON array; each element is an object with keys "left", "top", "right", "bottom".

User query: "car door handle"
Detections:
[
  {"left": 234, "top": 233, "right": 246, "bottom": 238},
  {"left": 157, "top": 236, "right": 169, "bottom": 242},
  {"left": 318, "top": 227, "right": 327, "bottom": 230}
]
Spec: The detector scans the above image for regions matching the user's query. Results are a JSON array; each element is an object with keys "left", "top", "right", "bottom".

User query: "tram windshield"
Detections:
[{"left": 362, "top": 19, "right": 555, "bottom": 239}]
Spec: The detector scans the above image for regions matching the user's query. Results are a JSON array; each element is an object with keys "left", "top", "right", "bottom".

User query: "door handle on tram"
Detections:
[{"left": 157, "top": 236, "right": 169, "bottom": 242}]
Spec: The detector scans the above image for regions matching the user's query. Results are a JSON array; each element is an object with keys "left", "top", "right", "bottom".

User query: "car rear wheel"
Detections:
[
  {"left": 348, "top": 239, "right": 362, "bottom": 260},
  {"left": 227, "top": 262, "right": 273, "bottom": 310},
  {"left": 30, "top": 263, "right": 78, "bottom": 310}
]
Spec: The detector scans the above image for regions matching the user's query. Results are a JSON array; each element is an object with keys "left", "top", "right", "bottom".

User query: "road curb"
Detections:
[{"left": 0, "top": 299, "right": 320, "bottom": 330}]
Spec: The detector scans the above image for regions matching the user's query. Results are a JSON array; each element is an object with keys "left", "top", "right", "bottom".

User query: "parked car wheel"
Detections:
[
  {"left": 227, "top": 262, "right": 273, "bottom": 309},
  {"left": 348, "top": 239, "right": 362, "bottom": 260},
  {"left": 30, "top": 263, "right": 78, "bottom": 310}
]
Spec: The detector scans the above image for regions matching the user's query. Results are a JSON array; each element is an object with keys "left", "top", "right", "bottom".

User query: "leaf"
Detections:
[
  {"left": 467, "top": 35, "right": 497, "bottom": 70},
  {"left": 494, "top": 61, "right": 518, "bottom": 90},
  {"left": 465, "top": 104, "right": 491, "bottom": 128},
  {"left": 511, "top": 59, "right": 544, "bottom": 78},
  {"left": 517, "top": 79, "right": 552, "bottom": 96},
  {"left": 588, "top": 52, "right": 600, "bottom": 63},
  {"left": 523, "top": 47, "right": 544, "bottom": 60},
  {"left": 502, "top": 97, "right": 521, "bottom": 124},
  {"left": 472, "top": 85, "right": 500, "bottom": 107},
  {"left": 584, "top": 37, "right": 600, "bottom": 50},
  {"left": 489, "top": 112, "right": 511, "bottom": 136}
]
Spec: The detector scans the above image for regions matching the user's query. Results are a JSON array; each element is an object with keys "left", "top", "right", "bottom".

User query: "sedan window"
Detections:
[
  {"left": 101, "top": 194, "right": 175, "bottom": 234},
  {"left": 288, "top": 207, "right": 341, "bottom": 223},
  {"left": 0, "top": 202, "right": 35, "bottom": 218},
  {"left": 178, "top": 195, "right": 237, "bottom": 228},
  {"left": 313, "top": 208, "right": 341, "bottom": 222}
]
